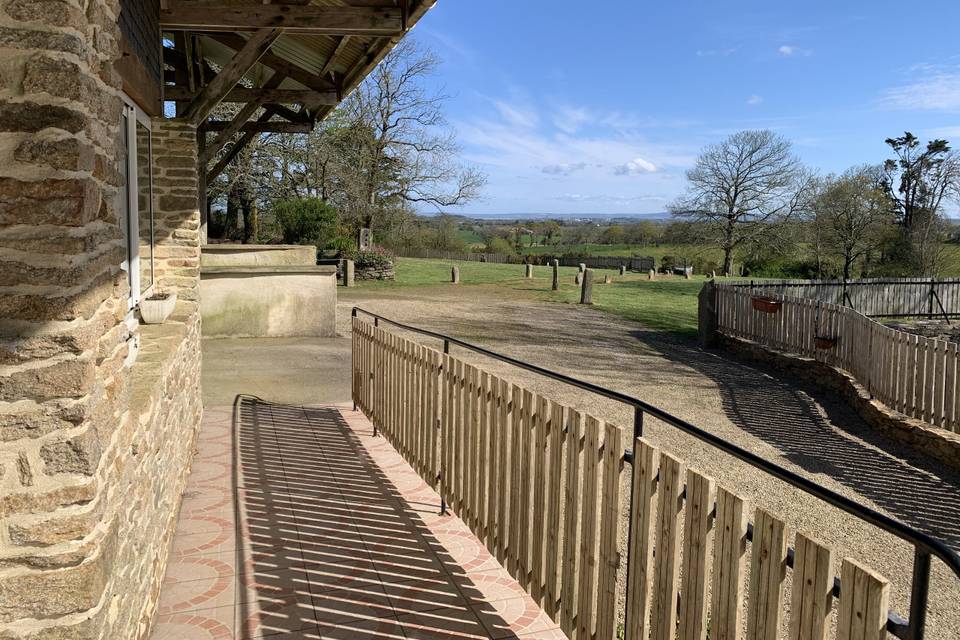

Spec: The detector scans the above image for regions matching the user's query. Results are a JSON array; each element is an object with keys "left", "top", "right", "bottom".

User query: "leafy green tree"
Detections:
[
  {"left": 815, "top": 166, "right": 892, "bottom": 280},
  {"left": 272, "top": 198, "right": 339, "bottom": 248},
  {"left": 880, "top": 133, "right": 960, "bottom": 274}
]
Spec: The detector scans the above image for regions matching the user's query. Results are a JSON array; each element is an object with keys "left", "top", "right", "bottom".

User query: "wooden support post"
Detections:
[
  {"left": 525, "top": 263, "right": 534, "bottom": 279},
  {"left": 551, "top": 259, "right": 559, "bottom": 291},
  {"left": 620, "top": 265, "right": 626, "bottom": 276},
  {"left": 451, "top": 265, "right": 460, "bottom": 284}
]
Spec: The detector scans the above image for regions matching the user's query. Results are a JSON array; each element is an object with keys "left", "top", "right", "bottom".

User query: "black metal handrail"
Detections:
[{"left": 353, "top": 306, "right": 960, "bottom": 640}]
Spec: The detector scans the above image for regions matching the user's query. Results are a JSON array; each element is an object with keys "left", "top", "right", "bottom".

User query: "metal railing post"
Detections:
[
  {"left": 623, "top": 406, "right": 645, "bottom": 640},
  {"left": 908, "top": 548, "right": 931, "bottom": 640}
]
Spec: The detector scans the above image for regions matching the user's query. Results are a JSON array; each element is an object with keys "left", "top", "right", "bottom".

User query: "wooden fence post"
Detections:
[
  {"left": 451, "top": 265, "right": 460, "bottom": 284},
  {"left": 552, "top": 259, "right": 559, "bottom": 290},
  {"left": 580, "top": 269, "right": 594, "bottom": 304}
]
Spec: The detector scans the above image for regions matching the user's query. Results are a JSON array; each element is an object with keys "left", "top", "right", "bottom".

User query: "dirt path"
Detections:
[{"left": 338, "top": 285, "right": 960, "bottom": 636}]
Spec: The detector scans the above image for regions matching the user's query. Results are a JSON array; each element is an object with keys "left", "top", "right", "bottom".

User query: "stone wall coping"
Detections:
[
  {"left": 200, "top": 266, "right": 337, "bottom": 278},
  {"left": 201, "top": 244, "right": 313, "bottom": 253}
]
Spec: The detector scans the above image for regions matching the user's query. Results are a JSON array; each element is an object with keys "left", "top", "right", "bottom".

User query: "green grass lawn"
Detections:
[{"left": 357, "top": 258, "right": 705, "bottom": 337}]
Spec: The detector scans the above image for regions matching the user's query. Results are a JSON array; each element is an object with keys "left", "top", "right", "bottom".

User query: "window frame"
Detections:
[{"left": 120, "top": 96, "right": 156, "bottom": 310}]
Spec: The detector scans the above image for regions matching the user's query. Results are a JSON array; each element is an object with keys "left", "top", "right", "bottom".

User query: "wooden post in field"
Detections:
[
  {"left": 451, "top": 265, "right": 460, "bottom": 284},
  {"left": 648, "top": 269, "right": 656, "bottom": 280},
  {"left": 604, "top": 275, "right": 612, "bottom": 284},
  {"left": 344, "top": 259, "right": 355, "bottom": 287},
  {"left": 551, "top": 259, "right": 559, "bottom": 290},
  {"left": 525, "top": 263, "right": 534, "bottom": 279},
  {"left": 580, "top": 269, "right": 594, "bottom": 304},
  {"left": 578, "top": 263, "right": 586, "bottom": 273},
  {"left": 574, "top": 271, "right": 582, "bottom": 286},
  {"left": 619, "top": 265, "right": 626, "bottom": 276}
]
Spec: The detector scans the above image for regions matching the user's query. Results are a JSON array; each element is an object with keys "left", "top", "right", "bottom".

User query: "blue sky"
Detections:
[{"left": 410, "top": 0, "right": 960, "bottom": 215}]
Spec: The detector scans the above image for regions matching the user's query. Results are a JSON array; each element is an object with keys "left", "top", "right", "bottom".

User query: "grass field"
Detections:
[{"left": 357, "top": 257, "right": 705, "bottom": 337}]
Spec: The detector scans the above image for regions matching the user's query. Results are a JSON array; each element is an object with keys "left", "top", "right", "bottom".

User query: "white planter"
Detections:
[{"left": 140, "top": 292, "right": 177, "bottom": 324}]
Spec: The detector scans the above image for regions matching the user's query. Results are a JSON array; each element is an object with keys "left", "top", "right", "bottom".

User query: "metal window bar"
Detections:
[{"left": 352, "top": 306, "right": 960, "bottom": 640}]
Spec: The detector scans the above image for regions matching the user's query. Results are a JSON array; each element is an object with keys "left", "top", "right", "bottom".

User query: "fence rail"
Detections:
[
  {"left": 397, "top": 249, "right": 656, "bottom": 271},
  {"left": 716, "top": 285, "right": 960, "bottom": 433},
  {"left": 726, "top": 277, "right": 960, "bottom": 319},
  {"left": 351, "top": 309, "right": 960, "bottom": 640}
]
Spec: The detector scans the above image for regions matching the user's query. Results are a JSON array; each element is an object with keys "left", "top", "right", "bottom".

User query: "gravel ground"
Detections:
[{"left": 338, "top": 285, "right": 960, "bottom": 638}]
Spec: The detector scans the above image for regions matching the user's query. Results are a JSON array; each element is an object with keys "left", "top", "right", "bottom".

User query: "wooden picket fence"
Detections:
[
  {"left": 715, "top": 285, "right": 960, "bottom": 433},
  {"left": 352, "top": 315, "right": 901, "bottom": 640},
  {"left": 725, "top": 277, "right": 960, "bottom": 318}
]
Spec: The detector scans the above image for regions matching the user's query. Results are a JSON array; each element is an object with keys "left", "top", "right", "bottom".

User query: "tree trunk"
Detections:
[
  {"left": 722, "top": 249, "right": 734, "bottom": 277},
  {"left": 226, "top": 186, "right": 241, "bottom": 240}
]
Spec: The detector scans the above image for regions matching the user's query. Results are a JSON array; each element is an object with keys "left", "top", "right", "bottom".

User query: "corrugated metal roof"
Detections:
[{"left": 188, "top": 0, "right": 438, "bottom": 115}]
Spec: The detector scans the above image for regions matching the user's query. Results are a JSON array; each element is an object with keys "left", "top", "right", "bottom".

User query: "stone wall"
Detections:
[
  {"left": 719, "top": 335, "right": 960, "bottom": 470},
  {"left": 152, "top": 119, "right": 200, "bottom": 302},
  {"left": 0, "top": 2, "right": 203, "bottom": 638}
]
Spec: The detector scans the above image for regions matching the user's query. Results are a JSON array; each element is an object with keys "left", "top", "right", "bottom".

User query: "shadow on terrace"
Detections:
[{"left": 150, "top": 395, "right": 561, "bottom": 639}]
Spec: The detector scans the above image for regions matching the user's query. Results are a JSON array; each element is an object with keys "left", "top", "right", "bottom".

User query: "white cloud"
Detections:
[
  {"left": 492, "top": 100, "right": 539, "bottom": 128},
  {"left": 553, "top": 105, "right": 591, "bottom": 134},
  {"left": 778, "top": 45, "right": 812, "bottom": 57},
  {"left": 881, "top": 66, "right": 960, "bottom": 111},
  {"left": 613, "top": 158, "right": 658, "bottom": 175},
  {"left": 541, "top": 162, "right": 587, "bottom": 176},
  {"left": 697, "top": 47, "right": 739, "bottom": 57},
  {"left": 747, "top": 95, "right": 764, "bottom": 106}
]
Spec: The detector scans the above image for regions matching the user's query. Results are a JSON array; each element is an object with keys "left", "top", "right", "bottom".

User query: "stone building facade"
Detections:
[{"left": 0, "top": 1, "right": 203, "bottom": 638}]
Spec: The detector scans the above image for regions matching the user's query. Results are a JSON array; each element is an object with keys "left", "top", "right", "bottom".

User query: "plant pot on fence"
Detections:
[
  {"left": 139, "top": 292, "right": 177, "bottom": 324},
  {"left": 814, "top": 335, "right": 839, "bottom": 350},
  {"left": 751, "top": 296, "right": 782, "bottom": 314}
]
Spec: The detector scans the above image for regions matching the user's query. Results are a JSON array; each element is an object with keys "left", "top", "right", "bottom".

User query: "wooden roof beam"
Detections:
[
  {"left": 167, "top": 86, "right": 338, "bottom": 105},
  {"left": 161, "top": 3, "right": 404, "bottom": 35},
  {"left": 203, "top": 121, "right": 314, "bottom": 134},
  {"left": 180, "top": 27, "right": 283, "bottom": 125}
]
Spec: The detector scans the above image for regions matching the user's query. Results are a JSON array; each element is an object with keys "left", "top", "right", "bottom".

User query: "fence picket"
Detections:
[
  {"left": 789, "top": 532, "right": 834, "bottom": 640},
  {"left": 651, "top": 452, "right": 685, "bottom": 640},
  {"left": 678, "top": 469, "right": 716, "bottom": 640},
  {"left": 595, "top": 423, "right": 623, "bottom": 640},
  {"left": 747, "top": 508, "right": 788, "bottom": 640},
  {"left": 837, "top": 558, "right": 890, "bottom": 640},
  {"left": 544, "top": 402, "right": 564, "bottom": 618},
  {"left": 711, "top": 486, "right": 749, "bottom": 640},
  {"left": 576, "top": 416, "right": 602, "bottom": 640},
  {"left": 560, "top": 410, "right": 584, "bottom": 638}
]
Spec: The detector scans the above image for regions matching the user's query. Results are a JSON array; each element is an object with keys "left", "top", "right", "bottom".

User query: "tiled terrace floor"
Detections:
[{"left": 151, "top": 398, "right": 564, "bottom": 639}]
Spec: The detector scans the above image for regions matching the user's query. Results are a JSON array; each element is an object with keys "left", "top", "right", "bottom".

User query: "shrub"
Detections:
[
  {"left": 272, "top": 198, "right": 338, "bottom": 247},
  {"left": 350, "top": 247, "right": 394, "bottom": 270}
]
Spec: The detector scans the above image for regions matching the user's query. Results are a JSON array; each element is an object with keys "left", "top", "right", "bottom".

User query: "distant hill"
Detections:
[{"left": 424, "top": 212, "right": 672, "bottom": 223}]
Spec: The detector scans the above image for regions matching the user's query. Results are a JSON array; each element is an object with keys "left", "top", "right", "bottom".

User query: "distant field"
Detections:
[
  {"left": 357, "top": 257, "right": 705, "bottom": 337},
  {"left": 521, "top": 242, "right": 724, "bottom": 264}
]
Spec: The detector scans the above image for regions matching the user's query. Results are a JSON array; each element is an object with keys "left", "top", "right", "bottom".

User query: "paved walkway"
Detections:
[{"left": 150, "top": 399, "right": 563, "bottom": 639}]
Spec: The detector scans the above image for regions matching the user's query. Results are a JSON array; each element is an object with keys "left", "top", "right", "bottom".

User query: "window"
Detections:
[
  {"left": 119, "top": 98, "right": 155, "bottom": 307},
  {"left": 118, "top": 97, "right": 156, "bottom": 362}
]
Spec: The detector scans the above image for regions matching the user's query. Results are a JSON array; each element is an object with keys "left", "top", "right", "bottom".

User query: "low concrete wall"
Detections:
[
  {"left": 201, "top": 266, "right": 337, "bottom": 338},
  {"left": 200, "top": 244, "right": 316, "bottom": 268}
]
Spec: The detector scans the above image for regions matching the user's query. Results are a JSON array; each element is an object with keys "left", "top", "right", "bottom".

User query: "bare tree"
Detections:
[
  {"left": 814, "top": 166, "right": 892, "bottom": 280},
  {"left": 670, "top": 130, "right": 815, "bottom": 275},
  {"left": 331, "top": 39, "right": 485, "bottom": 233}
]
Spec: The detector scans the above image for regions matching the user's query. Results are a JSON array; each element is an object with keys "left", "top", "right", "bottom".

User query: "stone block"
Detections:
[
  {"left": 39, "top": 428, "right": 102, "bottom": 476},
  {"left": 15, "top": 136, "right": 95, "bottom": 172},
  {"left": 9, "top": 507, "right": 100, "bottom": 546},
  {"left": 0, "top": 101, "right": 88, "bottom": 134},
  {"left": 0, "top": 177, "right": 100, "bottom": 227},
  {"left": 2, "top": 0, "right": 86, "bottom": 28},
  {"left": 0, "top": 355, "right": 96, "bottom": 402},
  {"left": 0, "top": 552, "right": 108, "bottom": 623}
]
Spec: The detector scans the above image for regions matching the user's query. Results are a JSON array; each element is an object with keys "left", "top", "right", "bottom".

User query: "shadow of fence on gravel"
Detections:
[{"left": 628, "top": 330, "right": 960, "bottom": 552}]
